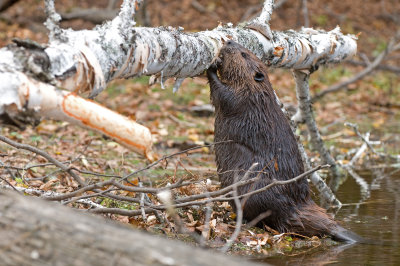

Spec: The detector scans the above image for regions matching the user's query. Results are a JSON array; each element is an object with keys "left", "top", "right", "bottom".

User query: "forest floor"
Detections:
[{"left": 0, "top": 0, "right": 399, "bottom": 257}]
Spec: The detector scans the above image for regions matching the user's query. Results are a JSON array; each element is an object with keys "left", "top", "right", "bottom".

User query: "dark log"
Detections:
[
  {"left": 0, "top": 190, "right": 262, "bottom": 266},
  {"left": 0, "top": 0, "right": 19, "bottom": 12}
]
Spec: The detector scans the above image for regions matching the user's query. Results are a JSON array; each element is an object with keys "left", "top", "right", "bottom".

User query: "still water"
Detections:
[{"left": 262, "top": 169, "right": 400, "bottom": 265}]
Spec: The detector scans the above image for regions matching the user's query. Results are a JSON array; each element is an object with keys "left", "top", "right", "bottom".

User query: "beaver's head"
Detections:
[{"left": 216, "top": 40, "right": 270, "bottom": 91}]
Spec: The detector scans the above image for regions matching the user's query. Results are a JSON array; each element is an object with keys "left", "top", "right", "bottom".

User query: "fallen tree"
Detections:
[{"left": 0, "top": 189, "right": 263, "bottom": 266}]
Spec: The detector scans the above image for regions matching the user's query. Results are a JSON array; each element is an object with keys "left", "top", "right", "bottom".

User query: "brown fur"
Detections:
[{"left": 207, "top": 40, "right": 360, "bottom": 242}]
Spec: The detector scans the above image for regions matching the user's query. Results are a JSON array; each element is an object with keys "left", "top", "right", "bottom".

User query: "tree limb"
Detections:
[{"left": 313, "top": 31, "right": 400, "bottom": 101}]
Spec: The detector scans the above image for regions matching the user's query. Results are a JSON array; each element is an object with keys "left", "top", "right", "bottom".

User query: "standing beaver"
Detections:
[{"left": 207, "top": 40, "right": 361, "bottom": 242}]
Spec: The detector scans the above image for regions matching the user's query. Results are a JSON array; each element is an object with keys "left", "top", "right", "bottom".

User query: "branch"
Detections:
[
  {"left": 44, "top": 179, "right": 115, "bottom": 201},
  {"left": 159, "top": 165, "right": 329, "bottom": 211},
  {"left": 292, "top": 70, "right": 342, "bottom": 191},
  {"left": 313, "top": 31, "right": 400, "bottom": 101},
  {"left": 0, "top": 135, "right": 86, "bottom": 187},
  {"left": 274, "top": 87, "right": 341, "bottom": 205},
  {"left": 60, "top": 8, "right": 119, "bottom": 24},
  {"left": 252, "top": 0, "right": 274, "bottom": 25},
  {"left": 301, "top": 0, "right": 310, "bottom": 27},
  {"left": 44, "top": 0, "right": 63, "bottom": 41},
  {"left": 344, "top": 122, "right": 400, "bottom": 161},
  {"left": 1, "top": 185, "right": 104, "bottom": 208},
  {"left": 85, "top": 164, "right": 328, "bottom": 218},
  {"left": 231, "top": 164, "right": 330, "bottom": 201},
  {"left": 340, "top": 130, "right": 371, "bottom": 201},
  {"left": 220, "top": 174, "right": 243, "bottom": 253},
  {"left": 120, "top": 141, "right": 232, "bottom": 182},
  {"left": 346, "top": 59, "right": 400, "bottom": 74}
]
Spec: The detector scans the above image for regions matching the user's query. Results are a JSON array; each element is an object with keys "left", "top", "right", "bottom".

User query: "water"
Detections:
[{"left": 262, "top": 169, "right": 400, "bottom": 265}]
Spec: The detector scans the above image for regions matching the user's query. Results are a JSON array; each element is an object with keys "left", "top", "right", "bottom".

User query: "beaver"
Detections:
[{"left": 207, "top": 40, "right": 361, "bottom": 242}]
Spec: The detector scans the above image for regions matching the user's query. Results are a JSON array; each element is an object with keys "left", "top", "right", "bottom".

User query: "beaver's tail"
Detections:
[
  {"left": 330, "top": 225, "right": 366, "bottom": 243},
  {"left": 290, "top": 201, "right": 363, "bottom": 243}
]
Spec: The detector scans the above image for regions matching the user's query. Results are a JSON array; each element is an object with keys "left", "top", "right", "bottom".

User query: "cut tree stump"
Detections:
[{"left": 0, "top": 190, "right": 263, "bottom": 266}]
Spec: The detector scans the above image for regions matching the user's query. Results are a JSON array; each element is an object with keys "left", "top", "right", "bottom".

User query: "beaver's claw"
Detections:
[{"left": 208, "top": 57, "right": 222, "bottom": 72}]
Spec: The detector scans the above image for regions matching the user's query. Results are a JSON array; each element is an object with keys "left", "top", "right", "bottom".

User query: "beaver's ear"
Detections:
[{"left": 254, "top": 72, "right": 264, "bottom": 82}]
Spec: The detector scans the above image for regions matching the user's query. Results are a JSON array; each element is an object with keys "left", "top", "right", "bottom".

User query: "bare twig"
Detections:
[
  {"left": 199, "top": 194, "right": 213, "bottom": 247},
  {"left": 61, "top": 8, "right": 119, "bottom": 24},
  {"left": 348, "top": 132, "right": 370, "bottom": 166},
  {"left": 0, "top": 135, "right": 86, "bottom": 186},
  {"left": 107, "top": 0, "right": 118, "bottom": 10},
  {"left": 0, "top": 175, "right": 20, "bottom": 193},
  {"left": 168, "top": 114, "right": 197, "bottom": 128},
  {"left": 240, "top": 5, "right": 262, "bottom": 22},
  {"left": 89, "top": 207, "right": 155, "bottom": 216},
  {"left": 139, "top": 180, "right": 146, "bottom": 220},
  {"left": 86, "top": 165, "right": 328, "bottom": 217},
  {"left": 191, "top": 0, "right": 218, "bottom": 19},
  {"left": 71, "top": 168, "right": 123, "bottom": 178},
  {"left": 255, "top": 0, "right": 274, "bottom": 25},
  {"left": 242, "top": 0, "right": 287, "bottom": 22},
  {"left": 1, "top": 185, "right": 103, "bottom": 208},
  {"left": 0, "top": 159, "right": 16, "bottom": 180},
  {"left": 246, "top": 0, "right": 274, "bottom": 39},
  {"left": 246, "top": 211, "right": 272, "bottom": 228},
  {"left": 121, "top": 141, "right": 232, "bottom": 182},
  {"left": 302, "top": 0, "right": 310, "bottom": 27},
  {"left": 1, "top": 161, "right": 70, "bottom": 171},
  {"left": 274, "top": 0, "right": 288, "bottom": 9},
  {"left": 341, "top": 122, "right": 399, "bottom": 201},
  {"left": 220, "top": 172, "right": 244, "bottom": 253},
  {"left": 44, "top": 179, "right": 115, "bottom": 201},
  {"left": 64, "top": 189, "right": 141, "bottom": 205},
  {"left": 154, "top": 165, "right": 329, "bottom": 211},
  {"left": 232, "top": 165, "right": 330, "bottom": 200},
  {"left": 1, "top": 157, "right": 118, "bottom": 182},
  {"left": 345, "top": 122, "right": 400, "bottom": 161},
  {"left": 174, "top": 175, "right": 258, "bottom": 204},
  {"left": 44, "top": 0, "right": 64, "bottom": 41},
  {"left": 313, "top": 32, "right": 400, "bottom": 101},
  {"left": 157, "top": 189, "right": 202, "bottom": 243}
]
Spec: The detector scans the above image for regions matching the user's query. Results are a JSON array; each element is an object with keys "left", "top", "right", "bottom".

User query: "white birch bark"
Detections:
[{"left": 0, "top": 0, "right": 357, "bottom": 163}]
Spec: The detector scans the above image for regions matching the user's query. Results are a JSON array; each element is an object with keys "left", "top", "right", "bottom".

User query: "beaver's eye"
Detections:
[
  {"left": 241, "top": 52, "right": 247, "bottom": 58},
  {"left": 254, "top": 72, "right": 264, "bottom": 82}
]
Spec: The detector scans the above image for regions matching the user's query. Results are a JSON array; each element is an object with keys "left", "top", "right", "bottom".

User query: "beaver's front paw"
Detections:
[{"left": 208, "top": 57, "right": 222, "bottom": 72}]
